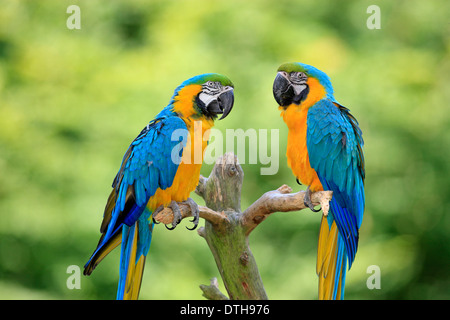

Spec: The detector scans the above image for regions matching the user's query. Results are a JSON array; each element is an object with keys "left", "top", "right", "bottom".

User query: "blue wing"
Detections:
[
  {"left": 307, "top": 99, "right": 365, "bottom": 267},
  {"left": 84, "top": 115, "right": 188, "bottom": 275}
]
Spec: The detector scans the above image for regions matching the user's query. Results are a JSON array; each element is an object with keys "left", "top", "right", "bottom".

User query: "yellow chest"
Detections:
[
  {"left": 146, "top": 116, "right": 214, "bottom": 210},
  {"left": 281, "top": 77, "right": 326, "bottom": 192},
  {"left": 282, "top": 107, "right": 315, "bottom": 188}
]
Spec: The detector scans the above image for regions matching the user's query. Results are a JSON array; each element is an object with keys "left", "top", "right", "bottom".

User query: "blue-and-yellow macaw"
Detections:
[
  {"left": 273, "top": 62, "right": 365, "bottom": 300},
  {"left": 84, "top": 73, "right": 234, "bottom": 300}
]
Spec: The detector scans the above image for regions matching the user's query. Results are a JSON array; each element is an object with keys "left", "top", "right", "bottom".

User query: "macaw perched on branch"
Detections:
[
  {"left": 273, "top": 62, "right": 365, "bottom": 300},
  {"left": 84, "top": 73, "right": 234, "bottom": 300}
]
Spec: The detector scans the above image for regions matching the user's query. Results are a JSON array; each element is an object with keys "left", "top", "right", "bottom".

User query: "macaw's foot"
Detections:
[
  {"left": 152, "top": 205, "right": 164, "bottom": 225},
  {"left": 304, "top": 186, "right": 321, "bottom": 213},
  {"left": 165, "top": 201, "right": 182, "bottom": 230},
  {"left": 183, "top": 198, "right": 199, "bottom": 231}
]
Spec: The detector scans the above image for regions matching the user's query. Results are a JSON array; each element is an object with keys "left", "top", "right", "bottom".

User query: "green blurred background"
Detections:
[{"left": 0, "top": 0, "right": 448, "bottom": 299}]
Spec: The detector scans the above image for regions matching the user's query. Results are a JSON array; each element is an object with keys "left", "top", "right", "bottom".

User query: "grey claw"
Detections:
[
  {"left": 152, "top": 205, "right": 164, "bottom": 224},
  {"left": 165, "top": 201, "right": 182, "bottom": 230},
  {"left": 304, "top": 186, "right": 321, "bottom": 213},
  {"left": 183, "top": 198, "right": 199, "bottom": 231}
]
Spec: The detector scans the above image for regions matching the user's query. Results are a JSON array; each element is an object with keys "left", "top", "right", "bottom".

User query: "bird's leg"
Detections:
[
  {"left": 165, "top": 201, "right": 182, "bottom": 230},
  {"left": 152, "top": 205, "right": 164, "bottom": 224},
  {"left": 304, "top": 186, "right": 321, "bottom": 213},
  {"left": 183, "top": 198, "right": 199, "bottom": 231}
]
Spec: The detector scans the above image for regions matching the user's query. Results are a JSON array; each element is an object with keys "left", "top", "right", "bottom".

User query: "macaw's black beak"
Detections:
[
  {"left": 218, "top": 89, "right": 234, "bottom": 120},
  {"left": 273, "top": 72, "right": 295, "bottom": 107},
  {"left": 207, "top": 89, "right": 234, "bottom": 120}
]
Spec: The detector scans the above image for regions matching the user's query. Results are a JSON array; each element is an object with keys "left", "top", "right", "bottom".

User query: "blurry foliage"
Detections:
[{"left": 0, "top": 0, "right": 448, "bottom": 299}]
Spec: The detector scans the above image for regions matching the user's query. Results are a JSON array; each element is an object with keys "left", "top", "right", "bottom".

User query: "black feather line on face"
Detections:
[
  {"left": 194, "top": 94, "right": 217, "bottom": 120},
  {"left": 292, "top": 85, "right": 309, "bottom": 105}
]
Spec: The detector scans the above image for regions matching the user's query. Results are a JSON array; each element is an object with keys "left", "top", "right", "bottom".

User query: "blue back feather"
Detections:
[
  {"left": 307, "top": 99, "right": 365, "bottom": 269},
  {"left": 84, "top": 111, "right": 188, "bottom": 275},
  {"left": 105, "top": 115, "right": 187, "bottom": 237}
]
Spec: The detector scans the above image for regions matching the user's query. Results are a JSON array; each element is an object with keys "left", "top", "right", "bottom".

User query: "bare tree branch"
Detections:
[
  {"left": 241, "top": 184, "right": 333, "bottom": 235},
  {"left": 199, "top": 277, "right": 229, "bottom": 300},
  {"left": 151, "top": 153, "right": 333, "bottom": 300},
  {"left": 195, "top": 175, "right": 207, "bottom": 198},
  {"left": 153, "top": 203, "right": 228, "bottom": 227}
]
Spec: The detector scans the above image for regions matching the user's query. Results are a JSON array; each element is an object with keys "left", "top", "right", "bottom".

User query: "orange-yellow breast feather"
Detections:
[
  {"left": 280, "top": 77, "right": 327, "bottom": 192},
  {"left": 147, "top": 85, "right": 214, "bottom": 211}
]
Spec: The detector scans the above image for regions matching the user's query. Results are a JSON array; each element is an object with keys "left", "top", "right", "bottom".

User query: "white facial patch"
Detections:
[
  {"left": 292, "top": 83, "right": 307, "bottom": 96},
  {"left": 199, "top": 92, "right": 220, "bottom": 106}
]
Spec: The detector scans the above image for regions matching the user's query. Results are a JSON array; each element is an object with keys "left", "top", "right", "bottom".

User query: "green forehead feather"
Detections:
[
  {"left": 277, "top": 62, "right": 305, "bottom": 73},
  {"left": 172, "top": 73, "right": 234, "bottom": 101},
  {"left": 187, "top": 73, "right": 234, "bottom": 87}
]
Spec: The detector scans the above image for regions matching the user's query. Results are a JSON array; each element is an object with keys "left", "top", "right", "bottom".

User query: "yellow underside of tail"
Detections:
[
  {"left": 123, "top": 225, "right": 146, "bottom": 300},
  {"left": 316, "top": 216, "right": 343, "bottom": 300}
]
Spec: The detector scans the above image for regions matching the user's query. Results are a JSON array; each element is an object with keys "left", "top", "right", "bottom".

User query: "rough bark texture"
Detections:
[{"left": 153, "top": 153, "right": 333, "bottom": 300}]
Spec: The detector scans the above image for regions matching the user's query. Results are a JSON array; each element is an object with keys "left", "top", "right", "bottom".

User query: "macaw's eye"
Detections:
[
  {"left": 206, "top": 81, "right": 213, "bottom": 86},
  {"left": 289, "top": 72, "right": 307, "bottom": 84},
  {"left": 290, "top": 72, "right": 304, "bottom": 78}
]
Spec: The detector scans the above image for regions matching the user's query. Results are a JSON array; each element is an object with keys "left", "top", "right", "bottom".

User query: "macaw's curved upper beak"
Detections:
[
  {"left": 207, "top": 89, "right": 234, "bottom": 120},
  {"left": 217, "top": 89, "right": 234, "bottom": 120},
  {"left": 273, "top": 72, "right": 294, "bottom": 107}
]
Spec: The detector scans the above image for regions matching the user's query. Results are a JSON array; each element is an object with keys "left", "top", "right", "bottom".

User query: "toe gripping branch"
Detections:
[
  {"left": 152, "top": 198, "right": 201, "bottom": 231},
  {"left": 152, "top": 201, "right": 180, "bottom": 230},
  {"left": 152, "top": 197, "right": 228, "bottom": 231},
  {"left": 304, "top": 186, "right": 322, "bottom": 213},
  {"left": 295, "top": 179, "right": 321, "bottom": 213}
]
